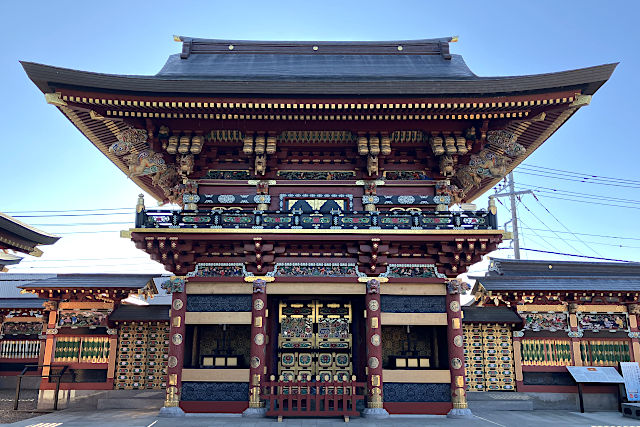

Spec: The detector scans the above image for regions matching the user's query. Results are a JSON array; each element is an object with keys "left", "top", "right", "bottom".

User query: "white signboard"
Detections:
[
  {"left": 566, "top": 366, "right": 624, "bottom": 384},
  {"left": 621, "top": 362, "right": 640, "bottom": 401}
]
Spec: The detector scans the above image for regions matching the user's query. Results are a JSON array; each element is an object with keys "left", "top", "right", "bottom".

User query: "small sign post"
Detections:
[{"left": 566, "top": 366, "right": 624, "bottom": 413}]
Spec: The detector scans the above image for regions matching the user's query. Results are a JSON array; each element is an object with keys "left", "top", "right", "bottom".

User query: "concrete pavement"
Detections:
[{"left": 3, "top": 409, "right": 638, "bottom": 427}]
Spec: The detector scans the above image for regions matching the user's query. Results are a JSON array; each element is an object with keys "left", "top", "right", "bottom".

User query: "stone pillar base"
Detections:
[
  {"left": 362, "top": 407, "right": 390, "bottom": 418},
  {"left": 242, "top": 407, "right": 267, "bottom": 417},
  {"left": 447, "top": 407, "right": 474, "bottom": 418},
  {"left": 158, "top": 406, "right": 185, "bottom": 417}
]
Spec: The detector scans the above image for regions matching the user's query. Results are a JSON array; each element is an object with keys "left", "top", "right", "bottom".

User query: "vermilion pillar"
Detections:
[
  {"left": 446, "top": 279, "right": 473, "bottom": 418},
  {"left": 628, "top": 305, "right": 640, "bottom": 361},
  {"left": 362, "top": 279, "right": 389, "bottom": 418},
  {"left": 160, "top": 277, "right": 186, "bottom": 416},
  {"left": 243, "top": 278, "right": 268, "bottom": 417}
]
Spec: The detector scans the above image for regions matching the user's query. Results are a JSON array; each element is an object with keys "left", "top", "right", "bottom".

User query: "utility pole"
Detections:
[
  {"left": 508, "top": 172, "right": 520, "bottom": 259},
  {"left": 490, "top": 172, "right": 532, "bottom": 260}
]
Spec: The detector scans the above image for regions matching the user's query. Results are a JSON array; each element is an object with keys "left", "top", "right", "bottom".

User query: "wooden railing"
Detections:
[
  {"left": 137, "top": 208, "right": 498, "bottom": 231},
  {"left": 262, "top": 380, "right": 365, "bottom": 420}
]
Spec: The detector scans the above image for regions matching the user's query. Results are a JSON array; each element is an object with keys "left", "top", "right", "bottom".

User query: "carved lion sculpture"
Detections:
[
  {"left": 439, "top": 155, "right": 455, "bottom": 177},
  {"left": 367, "top": 155, "right": 379, "bottom": 176},
  {"left": 255, "top": 154, "right": 266, "bottom": 176},
  {"left": 124, "top": 150, "right": 167, "bottom": 177}
]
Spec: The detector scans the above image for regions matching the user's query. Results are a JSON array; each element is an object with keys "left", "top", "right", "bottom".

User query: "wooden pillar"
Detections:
[
  {"left": 512, "top": 331, "right": 524, "bottom": 385},
  {"left": 159, "top": 277, "right": 186, "bottom": 416},
  {"left": 627, "top": 306, "right": 640, "bottom": 361},
  {"left": 41, "top": 303, "right": 58, "bottom": 381},
  {"left": 243, "top": 278, "right": 268, "bottom": 417},
  {"left": 361, "top": 278, "right": 389, "bottom": 418},
  {"left": 568, "top": 311, "right": 583, "bottom": 366},
  {"left": 446, "top": 279, "right": 473, "bottom": 418}
]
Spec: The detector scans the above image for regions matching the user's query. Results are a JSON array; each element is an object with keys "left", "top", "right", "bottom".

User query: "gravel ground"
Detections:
[{"left": 0, "top": 389, "right": 46, "bottom": 425}]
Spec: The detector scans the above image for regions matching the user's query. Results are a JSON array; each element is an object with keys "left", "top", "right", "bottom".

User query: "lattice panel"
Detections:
[
  {"left": 115, "top": 322, "right": 169, "bottom": 390},
  {"left": 464, "top": 323, "right": 515, "bottom": 392}
]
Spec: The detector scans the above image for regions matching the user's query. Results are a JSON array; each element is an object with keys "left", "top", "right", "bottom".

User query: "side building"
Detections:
[{"left": 470, "top": 258, "right": 640, "bottom": 404}]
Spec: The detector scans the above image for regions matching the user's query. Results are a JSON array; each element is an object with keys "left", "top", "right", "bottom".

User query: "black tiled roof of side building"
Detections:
[
  {"left": 462, "top": 306, "right": 523, "bottom": 324},
  {"left": 109, "top": 305, "right": 169, "bottom": 322},
  {"left": 475, "top": 276, "right": 640, "bottom": 292},
  {"left": 483, "top": 258, "right": 640, "bottom": 277},
  {"left": 18, "top": 274, "right": 158, "bottom": 289}
]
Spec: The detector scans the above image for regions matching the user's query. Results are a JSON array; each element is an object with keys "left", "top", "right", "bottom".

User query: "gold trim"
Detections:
[
  {"left": 185, "top": 312, "right": 251, "bottom": 324},
  {"left": 380, "top": 312, "right": 447, "bottom": 325},
  {"left": 357, "top": 277, "right": 389, "bottom": 283},
  {"left": 382, "top": 369, "right": 450, "bottom": 383},
  {"left": 181, "top": 368, "right": 249, "bottom": 382},
  {"left": 243, "top": 276, "right": 275, "bottom": 283},
  {"left": 129, "top": 228, "right": 504, "bottom": 236},
  {"left": 516, "top": 304, "right": 566, "bottom": 312}
]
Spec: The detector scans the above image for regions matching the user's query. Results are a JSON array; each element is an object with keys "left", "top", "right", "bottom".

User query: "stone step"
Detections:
[
  {"left": 96, "top": 397, "right": 164, "bottom": 410},
  {"left": 468, "top": 399, "right": 534, "bottom": 411}
]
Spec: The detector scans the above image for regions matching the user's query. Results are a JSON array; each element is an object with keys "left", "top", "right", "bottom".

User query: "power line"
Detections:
[
  {"left": 516, "top": 183, "right": 640, "bottom": 205},
  {"left": 531, "top": 195, "right": 603, "bottom": 257},
  {"left": 520, "top": 193, "right": 640, "bottom": 210},
  {"left": 520, "top": 228, "right": 640, "bottom": 242},
  {"left": 522, "top": 164, "right": 640, "bottom": 185},
  {"left": 5, "top": 207, "right": 133, "bottom": 214},
  {"left": 517, "top": 227, "right": 640, "bottom": 249},
  {"left": 518, "top": 199, "right": 588, "bottom": 256},
  {"left": 519, "top": 248, "right": 636, "bottom": 263},
  {"left": 14, "top": 212, "right": 133, "bottom": 218},
  {"left": 515, "top": 171, "right": 640, "bottom": 189}
]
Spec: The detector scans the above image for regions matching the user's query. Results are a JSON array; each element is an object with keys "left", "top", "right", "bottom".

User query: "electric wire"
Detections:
[
  {"left": 521, "top": 164, "right": 640, "bottom": 185},
  {"left": 518, "top": 248, "right": 636, "bottom": 263},
  {"left": 531, "top": 194, "right": 604, "bottom": 257}
]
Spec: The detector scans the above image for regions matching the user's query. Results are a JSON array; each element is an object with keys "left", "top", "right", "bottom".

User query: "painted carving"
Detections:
[
  {"left": 429, "top": 136, "right": 445, "bottom": 156},
  {"left": 487, "top": 130, "right": 526, "bottom": 158},
  {"left": 436, "top": 181, "right": 465, "bottom": 205},
  {"left": 455, "top": 150, "right": 508, "bottom": 190},
  {"left": 578, "top": 313, "right": 627, "bottom": 332},
  {"left": 109, "top": 128, "right": 147, "bottom": 156},
  {"left": 205, "top": 170, "right": 250, "bottom": 180},
  {"left": 276, "top": 171, "right": 356, "bottom": 180},
  {"left": 253, "top": 279, "right": 266, "bottom": 294},
  {"left": 367, "top": 279, "right": 380, "bottom": 294},
  {"left": 367, "top": 155, "right": 379, "bottom": 176},
  {"left": 383, "top": 170, "right": 431, "bottom": 180},
  {"left": 439, "top": 155, "right": 455, "bottom": 177},
  {"left": 274, "top": 263, "right": 357, "bottom": 277},
  {"left": 124, "top": 149, "right": 167, "bottom": 177},
  {"left": 1, "top": 322, "right": 42, "bottom": 335},
  {"left": 446, "top": 279, "right": 471, "bottom": 295},
  {"left": 178, "top": 154, "right": 194, "bottom": 176},
  {"left": 58, "top": 310, "right": 109, "bottom": 328},
  {"left": 161, "top": 276, "right": 185, "bottom": 294},
  {"left": 188, "top": 263, "right": 246, "bottom": 278},
  {"left": 255, "top": 154, "right": 266, "bottom": 176},
  {"left": 522, "top": 312, "right": 568, "bottom": 332}
]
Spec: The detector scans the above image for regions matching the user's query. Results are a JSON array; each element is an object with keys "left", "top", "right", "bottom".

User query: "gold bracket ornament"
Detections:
[{"left": 165, "top": 386, "right": 179, "bottom": 407}]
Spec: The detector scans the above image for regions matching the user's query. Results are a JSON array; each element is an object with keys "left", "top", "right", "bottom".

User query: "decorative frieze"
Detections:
[
  {"left": 521, "top": 312, "right": 568, "bottom": 332},
  {"left": 383, "top": 383, "right": 449, "bottom": 402},
  {"left": 380, "top": 295, "right": 446, "bottom": 313},
  {"left": 182, "top": 194, "right": 271, "bottom": 205},
  {"left": 57, "top": 309, "right": 110, "bottom": 328},
  {"left": 186, "top": 295, "right": 252, "bottom": 312},
  {"left": 381, "top": 264, "right": 447, "bottom": 279},
  {"left": 204, "top": 170, "right": 250, "bottom": 180},
  {"left": 272, "top": 263, "right": 358, "bottom": 277},
  {"left": 187, "top": 263, "right": 247, "bottom": 278},
  {"left": 383, "top": 170, "right": 431, "bottom": 181},
  {"left": 276, "top": 170, "right": 356, "bottom": 180},
  {"left": 577, "top": 313, "right": 628, "bottom": 332},
  {"left": 362, "top": 195, "right": 450, "bottom": 206},
  {"left": 181, "top": 381, "right": 249, "bottom": 401}
]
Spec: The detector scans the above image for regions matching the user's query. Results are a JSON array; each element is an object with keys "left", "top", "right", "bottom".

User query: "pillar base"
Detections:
[
  {"left": 447, "top": 407, "right": 474, "bottom": 419},
  {"left": 362, "top": 407, "right": 390, "bottom": 418},
  {"left": 159, "top": 406, "right": 185, "bottom": 417},
  {"left": 242, "top": 407, "right": 267, "bottom": 417}
]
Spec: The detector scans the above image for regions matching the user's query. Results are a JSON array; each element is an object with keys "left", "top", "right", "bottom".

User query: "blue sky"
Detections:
[{"left": 2, "top": 0, "right": 639, "bottom": 273}]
